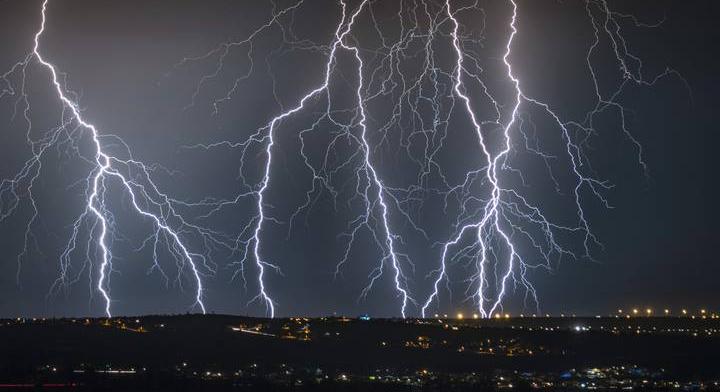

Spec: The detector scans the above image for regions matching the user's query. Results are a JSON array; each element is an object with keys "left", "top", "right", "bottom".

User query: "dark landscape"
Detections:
[{"left": 2, "top": 314, "right": 719, "bottom": 391}]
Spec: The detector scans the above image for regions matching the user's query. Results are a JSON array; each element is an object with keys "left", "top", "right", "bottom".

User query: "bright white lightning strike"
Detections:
[
  {"left": 422, "top": 0, "right": 681, "bottom": 318},
  {"left": 240, "top": 0, "right": 413, "bottom": 318},
  {"left": 0, "top": 0, "right": 224, "bottom": 317}
]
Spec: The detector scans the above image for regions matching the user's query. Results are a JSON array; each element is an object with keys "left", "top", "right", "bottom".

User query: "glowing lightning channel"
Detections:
[
  {"left": 422, "top": 0, "right": 523, "bottom": 319},
  {"left": 1, "top": 0, "right": 213, "bottom": 317},
  {"left": 422, "top": 0, "right": 598, "bottom": 318},
  {"left": 240, "top": 0, "right": 379, "bottom": 318},
  {"left": 422, "top": 0, "right": 680, "bottom": 318}
]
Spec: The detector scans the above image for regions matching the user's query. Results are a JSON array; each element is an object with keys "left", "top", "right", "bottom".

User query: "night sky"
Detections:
[{"left": 0, "top": 0, "right": 717, "bottom": 318}]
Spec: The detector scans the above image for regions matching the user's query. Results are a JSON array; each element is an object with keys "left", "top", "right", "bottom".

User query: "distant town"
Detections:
[{"left": 1, "top": 313, "right": 719, "bottom": 390}]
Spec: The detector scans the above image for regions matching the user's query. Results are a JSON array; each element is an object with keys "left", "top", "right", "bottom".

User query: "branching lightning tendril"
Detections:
[{"left": 0, "top": 0, "right": 227, "bottom": 317}]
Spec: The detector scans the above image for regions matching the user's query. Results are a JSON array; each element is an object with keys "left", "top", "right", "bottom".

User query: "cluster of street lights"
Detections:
[
  {"left": 617, "top": 308, "right": 716, "bottom": 318},
  {"left": 431, "top": 308, "right": 718, "bottom": 320}
]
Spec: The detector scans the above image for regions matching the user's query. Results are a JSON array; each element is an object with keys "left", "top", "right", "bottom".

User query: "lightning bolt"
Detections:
[
  {"left": 0, "top": 0, "right": 229, "bottom": 317},
  {"left": 422, "top": 0, "right": 682, "bottom": 318},
  {"left": 421, "top": 0, "right": 525, "bottom": 319}
]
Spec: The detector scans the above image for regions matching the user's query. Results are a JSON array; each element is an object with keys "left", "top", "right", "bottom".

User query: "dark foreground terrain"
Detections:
[{"left": 1, "top": 314, "right": 719, "bottom": 391}]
